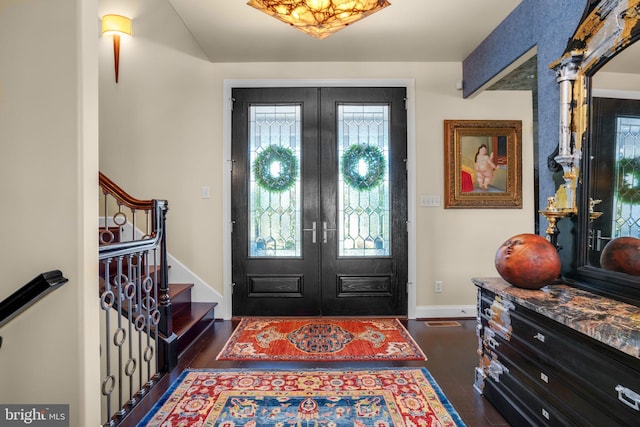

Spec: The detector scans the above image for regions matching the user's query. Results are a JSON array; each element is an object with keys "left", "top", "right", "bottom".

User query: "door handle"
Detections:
[
  {"left": 303, "top": 221, "right": 317, "bottom": 244},
  {"left": 595, "top": 229, "right": 611, "bottom": 251},
  {"left": 322, "top": 221, "right": 336, "bottom": 243}
]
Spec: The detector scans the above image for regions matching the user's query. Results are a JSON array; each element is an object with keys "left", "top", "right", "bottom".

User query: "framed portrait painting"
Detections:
[{"left": 444, "top": 120, "right": 522, "bottom": 208}]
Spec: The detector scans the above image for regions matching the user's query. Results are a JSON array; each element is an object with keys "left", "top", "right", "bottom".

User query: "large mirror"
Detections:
[
  {"left": 559, "top": 0, "right": 640, "bottom": 304},
  {"left": 588, "top": 42, "right": 640, "bottom": 269}
]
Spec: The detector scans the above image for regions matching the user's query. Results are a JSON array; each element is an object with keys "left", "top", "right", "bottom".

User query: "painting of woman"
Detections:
[{"left": 474, "top": 143, "right": 497, "bottom": 190}]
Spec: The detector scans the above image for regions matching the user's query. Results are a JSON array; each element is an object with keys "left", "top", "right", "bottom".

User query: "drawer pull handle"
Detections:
[
  {"left": 488, "top": 359, "right": 508, "bottom": 383},
  {"left": 541, "top": 408, "right": 550, "bottom": 420},
  {"left": 540, "top": 372, "right": 549, "bottom": 384},
  {"left": 533, "top": 332, "right": 546, "bottom": 342},
  {"left": 487, "top": 336, "right": 499, "bottom": 350},
  {"left": 616, "top": 385, "right": 640, "bottom": 411},
  {"left": 484, "top": 308, "right": 494, "bottom": 318}
]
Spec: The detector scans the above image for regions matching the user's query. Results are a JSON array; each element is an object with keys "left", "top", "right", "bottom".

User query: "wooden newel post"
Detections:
[{"left": 155, "top": 200, "right": 178, "bottom": 370}]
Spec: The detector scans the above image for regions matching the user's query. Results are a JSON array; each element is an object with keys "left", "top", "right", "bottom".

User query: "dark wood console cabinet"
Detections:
[{"left": 473, "top": 277, "right": 640, "bottom": 426}]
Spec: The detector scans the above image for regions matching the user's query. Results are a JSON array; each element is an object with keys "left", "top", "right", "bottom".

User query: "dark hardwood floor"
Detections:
[{"left": 119, "top": 318, "right": 510, "bottom": 426}]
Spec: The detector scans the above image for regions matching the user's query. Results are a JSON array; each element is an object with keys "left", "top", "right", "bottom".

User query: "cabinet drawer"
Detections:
[
  {"left": 482, "top": 378, "right": 540, "bottom": 427},
  {"left": 508, "top": 307, "right": 640, "bottom": 419},
  {"left": 483, "top": 328, "right": 624, "bottom": 426},
  {"left": 482, "top": 356, "right": 577, "bottom": 426}
]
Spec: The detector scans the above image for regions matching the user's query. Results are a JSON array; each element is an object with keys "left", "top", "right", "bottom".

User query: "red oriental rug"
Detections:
[
  {"left": 215, "top": 318, "right": 426, "bottom": 361},
  {"left": 137, "top": 368, "right": 467, "bottom": 426}
]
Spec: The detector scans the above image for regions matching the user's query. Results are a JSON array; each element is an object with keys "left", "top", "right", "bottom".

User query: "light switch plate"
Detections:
[{"left": 201, "top": 186, "right": 211, "bottom": 199}]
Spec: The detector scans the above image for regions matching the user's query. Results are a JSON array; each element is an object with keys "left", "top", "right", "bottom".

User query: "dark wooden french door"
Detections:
[
  {"left": 231, "top": 87, "right": 407, "bottom": 316},
  {"left": 589, "top": 97, "right": 640, "bottom": 265}
]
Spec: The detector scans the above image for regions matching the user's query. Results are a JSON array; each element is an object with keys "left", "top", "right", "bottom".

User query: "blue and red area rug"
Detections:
[
  {"left": 216, "top": 318, "right": 426, "bottom": 361},
  {"left": 137, "top": 368, "right": 467, "bottom": 426}
]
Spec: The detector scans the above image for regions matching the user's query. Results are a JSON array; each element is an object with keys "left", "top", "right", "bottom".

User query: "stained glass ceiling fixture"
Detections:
[{"left": 247, "top": 0, "right": 391, "bottom": 39}]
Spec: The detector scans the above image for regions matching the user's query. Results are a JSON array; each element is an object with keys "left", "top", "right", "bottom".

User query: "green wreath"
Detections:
[
  {"left": 341, "top": 144, "right": 386, "bottom": 191},
  {"left": 253, "top": 145, "right": 299, "bottom": 192},
  {"left": 617, "top": 157, "right": 640, "bottom": 203}
]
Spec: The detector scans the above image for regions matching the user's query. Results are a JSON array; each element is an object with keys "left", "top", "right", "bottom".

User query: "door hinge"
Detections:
[
  {"left": 230, "top": 97, "right": 236, "bottom": 111},
  {"left": 404, "top": 97, "right": 408, "bottom": 110},
  {"left": 231, "top": 220, "right": 236, "bottom": 232},
  {"left": 231, "top": 282, "right": 236, "bottom": 294},
  {"left": 228, "top": 159, "right": 235, "bottom": 173}
]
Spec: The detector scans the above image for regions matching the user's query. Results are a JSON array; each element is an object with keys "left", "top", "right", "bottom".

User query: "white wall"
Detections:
[
  {"left": 99, "top": 1, "right": 534, "bottom": 319},
  {"left": 0, "top": 0, "right": 99, "bottom": 426},
  {"left": 413, "top": 87, "right": 534, "bottom": 316},
  {"left": 99, "top": 0, "right": 223, "bottom": 307}
]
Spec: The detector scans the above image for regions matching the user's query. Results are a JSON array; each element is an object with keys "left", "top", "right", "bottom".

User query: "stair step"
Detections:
[
  {"left": 169, "top": 283, "right": 194, "bottom": 315},
  {"left": 173, "top": 301, "right": 218, "bottom": 355}
]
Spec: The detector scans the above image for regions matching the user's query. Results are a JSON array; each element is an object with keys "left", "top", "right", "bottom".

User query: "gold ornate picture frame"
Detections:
[{"left": 444, "top": 120, "right": 522, "bottom": 209}]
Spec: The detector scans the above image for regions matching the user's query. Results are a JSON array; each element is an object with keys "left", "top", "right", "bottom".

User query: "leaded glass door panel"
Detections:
[
  {"left": 231, "top": 87, "right": 407, "bottom": 316},
  {"left": 590, "top": 97, "right": 640, "bottom": 266}
]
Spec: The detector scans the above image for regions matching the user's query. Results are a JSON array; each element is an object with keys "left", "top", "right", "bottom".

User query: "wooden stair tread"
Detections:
[
  {"left": 168, "top": 283, "right": 194, "bottom": 299},
  {"left": 173, "top": 301, "right": 218, "bottom": 355},
  {"left": 173, "top": 302, "right": 217, "bottom": 335}
]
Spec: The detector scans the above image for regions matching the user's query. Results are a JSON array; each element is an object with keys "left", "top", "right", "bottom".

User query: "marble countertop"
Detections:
[{"left": 473, "top": 277, "right": 640, "bottom": 360}]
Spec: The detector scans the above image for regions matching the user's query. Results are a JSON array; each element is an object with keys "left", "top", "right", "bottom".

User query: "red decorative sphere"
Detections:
[
  {"left": 495, "top": 233, "right": 561, "bottom": 289},
  {"left": 600, "top": 237, "right": 640, "bottom": 276}
]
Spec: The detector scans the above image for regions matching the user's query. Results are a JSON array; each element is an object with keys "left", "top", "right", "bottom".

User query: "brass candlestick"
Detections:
[
  {"left": 589, "top": 198, "right": 603, "bottom": 222},
  {"left": 539, "top": 196, "right": 574, "bottom": 250}
]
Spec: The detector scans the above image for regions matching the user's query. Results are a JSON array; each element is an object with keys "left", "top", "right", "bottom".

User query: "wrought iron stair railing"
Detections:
[{"left": 98, "top": 172, "right": 176, "bottom": 426}]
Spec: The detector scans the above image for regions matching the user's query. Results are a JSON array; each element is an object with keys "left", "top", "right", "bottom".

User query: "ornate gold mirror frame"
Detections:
[{"left": 543, "top": 0, "right": 640, "bottom": 246}]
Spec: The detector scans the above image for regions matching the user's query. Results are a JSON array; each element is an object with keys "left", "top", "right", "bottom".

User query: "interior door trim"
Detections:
[{"left": 222, "top": 79, "right": 417, "bottom": 320}]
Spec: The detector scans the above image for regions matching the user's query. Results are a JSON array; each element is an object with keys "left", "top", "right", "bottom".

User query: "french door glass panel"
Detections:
[
  {"left": 338, "top": 104, "right": 390, "bottom": 257},
  {"left": 248, "top": 103, "right": 391, "bottom": 259},
  {"left": 613, "top": 116, "right": 640, "bottom": 238},
  {"left": 248, "top": 104, "right": 302, "bottom": 257}
]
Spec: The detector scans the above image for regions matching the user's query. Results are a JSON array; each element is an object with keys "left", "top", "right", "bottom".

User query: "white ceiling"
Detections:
[
  {"left": 168, "top": 0, "right": 522, "bottom": 63},
  {"left": 600, "top": 42, "right": 640, "bottom": 74}
]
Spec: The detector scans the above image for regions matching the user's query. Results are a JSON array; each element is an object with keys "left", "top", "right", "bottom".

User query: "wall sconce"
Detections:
[{"left": 101, "top": 14, "right": 132, "bottom": 83}]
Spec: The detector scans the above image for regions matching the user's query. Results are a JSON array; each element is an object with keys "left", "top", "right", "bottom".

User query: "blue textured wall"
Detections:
[
  {"left": 463, "top": 0, "right": 587, "bottom": 234},
  {"left": 463, "top": 2, "right": 536, "bottom": 98}
]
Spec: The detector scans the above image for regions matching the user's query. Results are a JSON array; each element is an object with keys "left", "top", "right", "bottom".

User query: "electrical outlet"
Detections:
[{"left": 435, "top": 280, "right": 443, "bottom": 293}]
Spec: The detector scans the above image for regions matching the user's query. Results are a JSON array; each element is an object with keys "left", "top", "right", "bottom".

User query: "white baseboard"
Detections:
[{"left": 415, "top": 305, "right": 477, "bottom": 319}]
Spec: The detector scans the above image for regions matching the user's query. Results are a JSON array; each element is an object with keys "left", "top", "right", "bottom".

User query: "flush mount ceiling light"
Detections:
[{"left": 247, "top": 0, "right": 391, "bottom": 39}]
